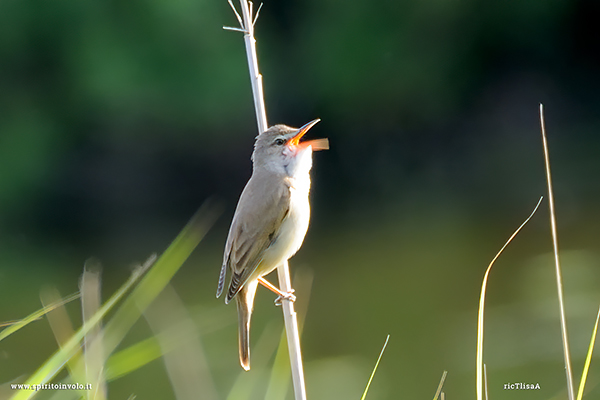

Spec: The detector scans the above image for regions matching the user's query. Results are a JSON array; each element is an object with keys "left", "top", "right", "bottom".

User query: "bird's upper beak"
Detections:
[{"left": 289, "top": 119, "right": 329, "bottom": 151}]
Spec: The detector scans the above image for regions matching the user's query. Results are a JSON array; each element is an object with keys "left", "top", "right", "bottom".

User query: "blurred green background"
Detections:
[{"left": 1, "top": 0, "right": 600, "bottom": 399}]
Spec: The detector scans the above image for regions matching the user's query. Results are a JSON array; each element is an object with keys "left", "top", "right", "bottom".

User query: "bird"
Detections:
[{"left": 216, "top": 119, "right": 328, "bottom": 371}]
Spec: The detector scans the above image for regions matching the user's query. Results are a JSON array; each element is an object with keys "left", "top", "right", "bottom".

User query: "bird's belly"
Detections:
[{"left": 256, "top": 191, "right": 310, "bottom": 278}]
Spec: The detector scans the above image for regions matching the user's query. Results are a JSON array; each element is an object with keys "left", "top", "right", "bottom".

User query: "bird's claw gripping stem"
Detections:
[
  {"left": 274, "top": 290, "right": 296, "bottom": 306},
  {"left": 258, "top": 277, "right": 296, "bottom": 305}
]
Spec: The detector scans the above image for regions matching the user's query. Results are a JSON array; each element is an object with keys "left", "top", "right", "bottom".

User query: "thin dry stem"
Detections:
[
  {"left": 540, "top": 103, "right": 575, "bottom": 400},
  {"left": 224, "top": 2, "right": 306, "bottom": 399},
  {"left": 476, "top": 197, "right": 543, "bottom": 400}
]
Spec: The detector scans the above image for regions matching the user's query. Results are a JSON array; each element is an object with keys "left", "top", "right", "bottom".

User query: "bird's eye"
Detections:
[{"left": 274, "top": 138, "right": 286, "bottom": 146}]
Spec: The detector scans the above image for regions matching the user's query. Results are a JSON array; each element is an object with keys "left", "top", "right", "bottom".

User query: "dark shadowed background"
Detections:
[{"left": 1, "top": 0, "right": 600, "bottom": 399}]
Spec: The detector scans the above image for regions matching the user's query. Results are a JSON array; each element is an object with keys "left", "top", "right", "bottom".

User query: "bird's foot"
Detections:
[
  {"left": 274, "top": 290, "right": 296, "bottom": 306},
  {"left": 257, "top": 277, "right": 296, "bottom": 305}
]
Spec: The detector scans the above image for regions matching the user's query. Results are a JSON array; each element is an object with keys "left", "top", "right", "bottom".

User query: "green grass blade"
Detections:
[
  {"left": 105, "top": 336, "right": 163, "bottom": 381},
  {"left": 10, "top": 203, "right": 219, "bottom": 400},
  {"left": 576, "top": 306, "right": 600, "bottom": 400},
  {"left": 9, "top": 262, "right": 151, "bottom": 400},
  {"left": 100, "top": 203, "right": 220, "bottom": 359},
  {"left": 476, "top": 197, "right": 542, "bottom": 400},
  {"left": 106, "top": 304, "right": 229, "bottom": 382},
  {"left": 0, "top": 292, "right": 80, "bottom": 342},
  {"left": 360, "top": 334, "right": 390, "bottom": 400}
]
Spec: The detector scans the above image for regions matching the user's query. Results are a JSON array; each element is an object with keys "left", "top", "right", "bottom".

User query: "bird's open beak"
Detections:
[{"left": 289, "top": 119, "right": 329, "bottom": 151}]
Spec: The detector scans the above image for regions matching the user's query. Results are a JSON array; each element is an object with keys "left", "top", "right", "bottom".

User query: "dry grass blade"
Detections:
[
  {"left": 40, "top": 287, "right": 82, "bottom": 382},
  {"left": 576, "top": 306, "right": 600, "bottom": 400},
  {"left": 476, "top": 197, "right": 543, "bottom": 400},
  {"left": 80, "top": 263, "right": 107, "bottom": 400},
  {"left": 433, "top": 370, "right": 448, "bottom": 400},
  {"left": 540, "top": 103, "right": 575, "bottom": 400}
]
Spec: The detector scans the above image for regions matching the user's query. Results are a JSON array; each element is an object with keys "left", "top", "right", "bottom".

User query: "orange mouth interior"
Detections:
[
  {"left": 288, "top": 119, "right": 328, "bottom": 151},
  {"left": 300, "top": 138, "right": 329, "bottom": 151}
]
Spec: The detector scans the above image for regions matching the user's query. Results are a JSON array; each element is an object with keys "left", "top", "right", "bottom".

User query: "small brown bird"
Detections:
[{"left": 216, "top": 119, "right": 328, "bottom": 370}]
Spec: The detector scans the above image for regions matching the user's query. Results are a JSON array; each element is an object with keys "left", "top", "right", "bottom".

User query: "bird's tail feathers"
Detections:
[{"left": 236, "top": 281, "right": 257, "bottom": 371}]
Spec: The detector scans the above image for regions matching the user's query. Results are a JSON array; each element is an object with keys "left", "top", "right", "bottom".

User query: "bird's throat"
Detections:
[{"left": 283, "top": 146, "right": 313, "bottom": 179}]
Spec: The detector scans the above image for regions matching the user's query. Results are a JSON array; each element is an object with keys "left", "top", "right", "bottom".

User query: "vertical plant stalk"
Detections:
[
  {"left": 265, "top": 269, "right": 314, "bottom": 400},
  {"left": 224, "top": 2, "right": 307, "bottom": 399},
  {"left": 539, "top": 104, "right": 575, "bottom": 400},
  {"left": 276, "top": 260, "right": 306, "bottom": 400}
]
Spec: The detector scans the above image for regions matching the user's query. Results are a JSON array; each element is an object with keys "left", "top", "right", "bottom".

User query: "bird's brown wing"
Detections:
[{"left": 218, "top": 175, "right": 290, "bottom": 302}]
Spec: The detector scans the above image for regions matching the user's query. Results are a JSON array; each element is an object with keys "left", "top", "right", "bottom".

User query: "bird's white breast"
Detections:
[{"left": 257, "top": 147, "right": 313, "bottom": 277}]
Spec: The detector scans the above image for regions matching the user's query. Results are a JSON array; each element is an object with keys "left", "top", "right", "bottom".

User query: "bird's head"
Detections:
[{"left": 252, "top": 119, "right": 328, "bottom": 174}]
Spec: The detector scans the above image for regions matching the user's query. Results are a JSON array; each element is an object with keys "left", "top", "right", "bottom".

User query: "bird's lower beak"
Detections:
[{"left": 289, "top": 119, "right": 329, "bottom": 151}]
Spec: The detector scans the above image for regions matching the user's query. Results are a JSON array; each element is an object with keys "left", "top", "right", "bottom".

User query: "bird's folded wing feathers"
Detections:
[{"left": 223, "top": 178, "right": 291, "bottom": 301}]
